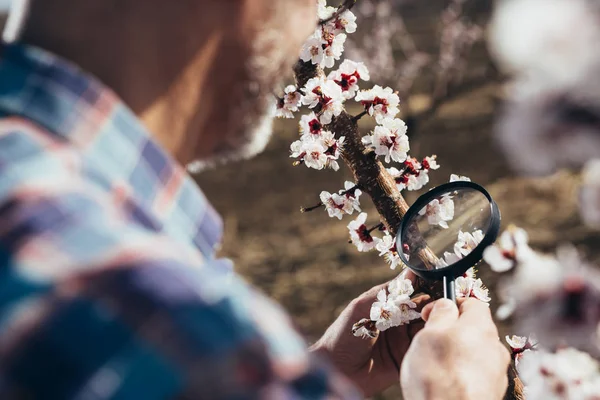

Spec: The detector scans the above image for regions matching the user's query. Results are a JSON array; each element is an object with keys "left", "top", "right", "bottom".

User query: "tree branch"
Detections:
[
  {"left": 293, "top": 59, "right": 440, "bottom": 286},
  {"left": 293, "top": 56, "right": 523, "bottom": 400}
]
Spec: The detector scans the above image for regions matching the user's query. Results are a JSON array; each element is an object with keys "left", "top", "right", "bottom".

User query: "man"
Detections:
[{"left": 0, "top": 1, "right": 509, "bottom": 399}]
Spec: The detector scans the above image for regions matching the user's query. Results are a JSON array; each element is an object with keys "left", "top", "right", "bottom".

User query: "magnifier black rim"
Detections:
[{"left": 396, "top": 181, "right": 501, "bottom": 281}]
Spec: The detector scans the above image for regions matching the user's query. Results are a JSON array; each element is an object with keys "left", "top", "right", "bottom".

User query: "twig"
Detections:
[
  {"left": 319, "top": 0, "right": 358, "bottom": 25},
  {"left": 353, "top": 110, "right": 368, "bottom": 122},
  {"left": 300, "top": 184, "right": 361, "bottom": 213},
  {"left": 367, "top": 223, "right": 385, "bottom": 233},
  {"left": 301, "top": 203, "right": 324, "bottom": 213}
]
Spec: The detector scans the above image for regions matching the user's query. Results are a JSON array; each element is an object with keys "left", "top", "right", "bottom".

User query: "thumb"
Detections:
[{"left": 422, "top": 299, "right": 458, "bottom": 328}]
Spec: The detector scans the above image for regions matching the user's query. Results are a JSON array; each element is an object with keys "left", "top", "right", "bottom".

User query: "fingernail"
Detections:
[{"left": 435, "top": 299, "right": 454, "bottom": 309}]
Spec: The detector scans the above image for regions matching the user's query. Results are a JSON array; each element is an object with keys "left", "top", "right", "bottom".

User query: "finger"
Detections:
[
  {"left": 420, "top": 301, "right": 435, "bottom": 321},
  {"left": 422, "top": 298, "right": 459, "bottom": 328},
  {"left": 413, "top": 294, "right": 432, "bottom": 311},
  {"left": 421, "top": 295, "right": 467, "bottom": 321},
  {"left": 458, "top": 298, "right": 497, "bottom": 334}
]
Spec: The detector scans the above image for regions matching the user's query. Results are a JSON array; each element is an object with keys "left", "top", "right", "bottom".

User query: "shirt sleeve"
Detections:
[{"left": 0, "top": 132, "right": 361, "bottom": 400}]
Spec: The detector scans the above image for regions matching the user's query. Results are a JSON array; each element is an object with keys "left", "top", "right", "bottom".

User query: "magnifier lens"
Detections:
[{"left": 400, "top": 187, "right": 493, "bottom": 273}]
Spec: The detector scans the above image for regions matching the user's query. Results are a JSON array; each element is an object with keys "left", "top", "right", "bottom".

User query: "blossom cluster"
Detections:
[
  {"left": 300, "top": 0, "right": 356, "bottom": 69},
  {"left": 455, "top": 268, "right": 490, "bottom": 303},
  {"left": 419, "top": 193, "right": 455, "bottom": 229},
  {"left": 387, "top": 156, "right": 440, "bottom": 192},
  {"left": 290, "top": 110, "right": 345, "bottom": 171},
  {"left": 518, "top": 347, "right": 600, "bottom": 399},
  {"left": 474, "top": 0, "right": 600, "bottom": 396},
  {"left": 487, "top": 225, "right": 600, "bottom": 395},
  {"left": 320, "top": 181, "right": 362, "bottom": 220},
  {"left": 434, "top": 229, "right": 490, "bottom": 302},
  {"left": 353, "top": 274, "right": 421, "bottom": 337}
]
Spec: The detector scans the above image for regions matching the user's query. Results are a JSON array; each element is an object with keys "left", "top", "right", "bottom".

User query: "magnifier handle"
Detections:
[{"left": 443, "top": 276, "right": 456, "bottom": 303}]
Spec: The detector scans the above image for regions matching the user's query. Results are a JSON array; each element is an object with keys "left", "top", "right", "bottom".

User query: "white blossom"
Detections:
[
  {"left": 300, "top": 35, "right": 326, "bottom": 66},
  {"left": 321, "top": 131, "right": 344, "bottom": 171},
  {"left": 387, "top": 167, "right": 409, "bottom": 191},
  {"left": 506, "top": 335, "right": 530, "bottom": 352},
  {"left": 352, "top": 318, "right": 378, "bottom": 339},
  {"left": 321, "top": 33, "right": 347, "bottom": 68},
  {"left": 449, "top": 174, "right": 471, "bottom": 182},
  {"left": 464, "top": 267, "right": 475, "bottom": 279},
  {"left": 276, "top": 85, "right": 302, "bottom": 119},
  {"left": 362, "top": 118, "right": 409, "bottom": 163},
  {"left": 317, "top": 0, "right": 336, "bottom": 21},
  {"left": 455, "top": 276, "right": 472, "bottom": 298},
  {"left": 334, "top": 10, "right": 358, "bottom": 34},
  {"left": 293, "top": 140, "right": 328, "bottom": 170},
  {"left": 455, "top": 277, "right": 491, "bottom": 303},
  {"left": 320, "top": 181, "right": 361, "bottom": 219},
  {"left": 454, "top": 229, "right": 484, "bottom": 257},
  {"left": 303, "top": 141, "right": 329, "bottom": 170},
  {"left": 328, "top": 59, "right": 370, "bottom": 99},
  {"left": 363, "top": 277, "right": 420, "bottom": 335},
  {"left": 506, "top": 335, "right": 536, "bottom": 368},
  {"left": 290, "top": 139, "right": 304, "bottom": 159},
  {"left": 339, "top": 181, "right": 362, "bottom": 213},
  {"left": 348, "top": 212, "right": 379, "bottom": 252},
  {"left": 299, "top": 112, "right": 323, "bottom": 138},
  {"left": 302, "top": 77, "right": 345, "bottom": 125},
  {"left": 376, "top": 232, "right": 403, "bottom": 270},
  {"left": 370, "top": 289, "right": 403, "bottom": 331},
  {"left": 483, "top": 225, "right": 534, "bottom": 272},
  {"left": 418, "top": 194, "right": 455, "bottom": 229},
  {"left": 423, "top": 156, "right": 440, "bottom": 171},
  {"left": 388, "top": 277, "right": 415, "bottom": 298},
  {"left": 320, "top": 191, "right": 348, "bottom": 220},
  {"left": 408, "top": 171, "right": 430, "bottom": 191},
  {"left": 370, "top": 281, "right": 420, "bottom": 332},
  {"left": 435, "top": 251, "right": 462, "bottom": 269},
  {"left": 395, "top": 301, "right": 421, "bottom": 326},
  {"left": 470, "top": 278, "right": 491, "bottom": 302},
  {"left": 386, "top": 157, "right": 439, "bottom": 193},
  {"left": 355, "top": 85, "right": 400, "bottom": 123}
]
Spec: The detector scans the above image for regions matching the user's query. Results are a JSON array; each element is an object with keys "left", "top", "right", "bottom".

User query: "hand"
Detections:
[
  {"left": 400, "top": 298, "right": 511, "bottom": 400},
  {"left": 310, "top": 272, "right": 430, "bottom": 397}
]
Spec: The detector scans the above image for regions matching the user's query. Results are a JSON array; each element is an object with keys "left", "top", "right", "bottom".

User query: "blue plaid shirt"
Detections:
[{"left": 0, "top": 44, "right": 360, "bottom": 400}]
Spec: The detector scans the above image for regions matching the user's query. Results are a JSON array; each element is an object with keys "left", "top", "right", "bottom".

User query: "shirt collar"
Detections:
[{"left": 0, "top": 43, "right": 223, "bottom": 258}]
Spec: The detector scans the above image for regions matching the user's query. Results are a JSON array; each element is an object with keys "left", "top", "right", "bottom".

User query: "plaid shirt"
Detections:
[{"left": 0, "top": 44, "right": 360, "bottom": 400}]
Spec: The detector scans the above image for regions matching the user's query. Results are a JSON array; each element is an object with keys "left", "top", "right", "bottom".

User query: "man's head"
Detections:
[{"left": 21, "top": 0, "right": 317, "bottom": 168}]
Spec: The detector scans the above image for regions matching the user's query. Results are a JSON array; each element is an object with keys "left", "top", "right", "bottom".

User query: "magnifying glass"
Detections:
[{"left": 396, "top": 181, "right": 501, "bottom": 302}]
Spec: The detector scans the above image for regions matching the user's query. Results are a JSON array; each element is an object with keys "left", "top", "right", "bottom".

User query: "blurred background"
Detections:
[{"left": 2, "top": 0, "right": 596, "bottom": 398}]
